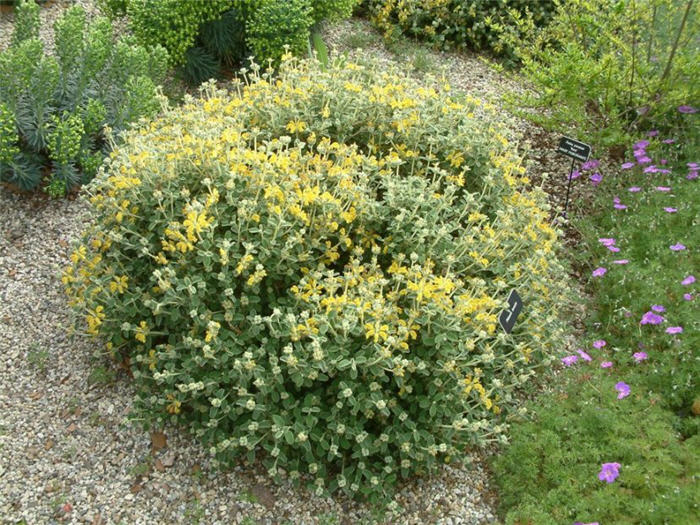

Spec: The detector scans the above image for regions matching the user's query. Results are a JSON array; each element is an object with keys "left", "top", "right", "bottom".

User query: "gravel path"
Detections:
[{"left": 0, "top": 6, "right": 594, "bottom": 525}]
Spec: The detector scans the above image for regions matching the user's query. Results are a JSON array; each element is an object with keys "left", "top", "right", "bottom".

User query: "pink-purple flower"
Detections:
[
  {"left": 684, "top": 293, "right": 694, "bottom": 301},
  {"left": 670, "top": 243, "right": 686, "bottom": 251},
  {"left": 651, "top": 304, "right": 665, "bottom": 313},
  {"left": 601, "top": 361, "right": 613, "bottom": 368},
  {"left": 590, "top": 173, "right": 603, "bottom": 186},
  {"left": 628, "top": 186, "right": 641, "bottom": 192},
  {"left": 577, "top": 349, "right": 592, "bottom": 362},
  {"left": 598, "top": 462, "right": 621, "bottom": 483},
  {"left": 622, "top": 162, "right": 635, "bottom": 170},
  {"left": 562, "top": 355, "right": 578, "bottom": 366},
  {"left": 641, "top": 311, "right": 664, "bottom": 325},
  {"left": 681, "top": 275, "right": 695, "bottom": 285},
  {"left": 633, "top": 351, "right": 648, "bottom": 362},
  {"left": 664, "top": 207, "right": 677, "bottom": 213},
  {"left": 612, "top": 259, "right": 629, "bottom": 264},
  {"left": 593, "top": 339, "right": 606, "bottom": 349},
  {"left": 582, "top": 159, "right": 600, "bottom": 171},
  {"left": 592, "top": 267, "right": 607, "bottom": 277},
  {"left": 666, "top": 326, "right": 683, "bottom": 334},
  {"left": 655, "top": 186, "right": 671, "bottom": 192},
  {"left": 678, "top": 105, "right": 697, "bottom": 114},
  {"left": 615, "top": 382, "right": 631, "bottom": 399}
]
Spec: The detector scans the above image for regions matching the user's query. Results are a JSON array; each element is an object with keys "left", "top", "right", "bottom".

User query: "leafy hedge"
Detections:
[
  {"left": 364, "top": 0, "right": 556, "bottom": 57},
  {"left": 65, "top": 57, "right": 570, "bottom": 500}
]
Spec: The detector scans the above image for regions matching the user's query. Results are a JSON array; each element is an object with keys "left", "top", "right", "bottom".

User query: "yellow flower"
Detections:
[{"left": 135, "top": 321, "right": 148, "bottom": 343}]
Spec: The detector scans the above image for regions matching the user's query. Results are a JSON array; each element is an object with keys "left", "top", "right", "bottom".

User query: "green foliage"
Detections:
[
  {"left": 311, "top": 0, "right": 362, "bottom": 23},
  {"left": 10, "top": 0, "right": 39, "bottom": 47},
  {"left": 113, "top": 0, "right": 359, "bottom": 85},
  {"left": 65, "top": 58, "right": 570, "bottom": 500},
  {"left": 0, "top": 1, "right": 168, "bottom": 193},
  {"left": 246, "top": 0, "right": 314, "bottom": 66},
  {"left": 493, "top": 374, "right": 700, "bottom": 524},
  {"left": 366, "top": 0, "right": 556, "bottom": 57},
  {"left": 125, "top": 0, "right": 231, "bottom": 66},
  {"left": 497, "top": 0, "right": 700, "bottom": 148},
  {"left": 492, "top": 133, "right": 699, "bottom": 522}
]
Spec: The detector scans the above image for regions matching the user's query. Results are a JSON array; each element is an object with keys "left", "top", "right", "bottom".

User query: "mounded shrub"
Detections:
[
  {"left": 65, "top": 57, "right": 569, "bottom": 499},
  {"left": 366, "top": 0, "right": 556, "bottom": 58},
  {"left": 0, "top": 1, "right": 168, "bottom": 195}
]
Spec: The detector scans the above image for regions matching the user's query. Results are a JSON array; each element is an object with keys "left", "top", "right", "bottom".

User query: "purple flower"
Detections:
[
  {"left": 614, "top": 203, "right": 628, "bottom": 210},
  {"left": 628, "top": 186, "right": 641, "bottom": 192},
  {"left": 577, "top": 349, "right": 592, "bottom": 362},
  {"left": 660, "top": 159, "right": 668, "bottom": 165},
  {"left": 634, "top": 140, "right": 650, "bottom": 149},
  {"left": 612, "top": 259, "right": 629, "bottom": 264},
  {"left": 598, "top": 237, "right": 616, "bottom": 246},
  {"left": 644, "top": 165, "right": 659, "bottom": 174},
  {"left": 593, "top": 339, "right": 607, "bottom": 349},
  {"left": 662, "top": 138, "right": 675, "bottom": 144},
  {"left": 684, "top": 293, "right": 694, "bottom": 301},
  {"left": 670, "top": 243, "right": 686, "bottom": 251},
  {"left": 655, "top": 186, "right": 671, "bottom": 192},
  {"left": 640, "top": 311, "right": 664, "bottom": 325},
  {"left": 608, "top": 245, "right": 621, "bottom": 252},
  {"left": 598, "top": 462, "right": 621, "bottom": 483},
  {"left": 651, "top": 304, "right": 666, "bottom": 313},
  {"left": 687, "top": 171, "right": 698, "bottom": 180},
  {"left": 647, "top": 130, "right": 659, "bottom": 137},
  {"left": 574, "top": 522, "right": 600, "bottom": 525},
  {"left": 664, "top": 207, "right": 677, "bottom": 213},
  {"left": 658, "top": 169, "right": 672, "bottom": 174},
  {"left": 615, "top": 382, "right": 631, "bottom": 399},
  {"left": 590, "top": 173, "right": 603, "bottom": 186},
  {"left": 681, "top": 275, "right": 696, "bottom": 285},
  {"left": 688, "top": 163, "right": 699, "bottom": 169},
  {"left": 637, "top": 156, "right": 652, "bottom": 164},
  {"left": 562, "top": 355, "right": 578, "bottom": 366},
  {"left": 666, "top": 326, "right": 683, "bottom": 334},
  {"left": 678, "top": 105, "right": 697, "bottom": 114},
  {"left": 621, "top": 162, "right": 635, "bottom": 170},
  {"left": 633, "top": 351, "right": 648, "bottom": 362},
  {"left": 569, "top": 170, "right": 581, "bottom": 180},
  {"left": 592, "top": 267, "right": 607, "bottom": 277},
  {"left": 601, "top": 361, "right": 613, "bottom": 368},
  {"left": 582, "top": 159, "right": 600, "bottom": 171}
]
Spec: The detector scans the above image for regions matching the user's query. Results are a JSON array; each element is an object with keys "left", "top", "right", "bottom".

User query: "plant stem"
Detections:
[{"left": 659, "top": 0, "right": 694, "bottom": 85}]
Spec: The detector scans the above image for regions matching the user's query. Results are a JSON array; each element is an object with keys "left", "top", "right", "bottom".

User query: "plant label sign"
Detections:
[
  {"left": 557, "top": 136, "right": 591, "bottom": 163},
  {"left": 499, "top": 289, "right": 523, "bottom": 334}
]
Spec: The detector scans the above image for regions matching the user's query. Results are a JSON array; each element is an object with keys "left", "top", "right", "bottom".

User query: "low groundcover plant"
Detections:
[{"left": 64, "top": 56, "right": 570, "bottom": 499}]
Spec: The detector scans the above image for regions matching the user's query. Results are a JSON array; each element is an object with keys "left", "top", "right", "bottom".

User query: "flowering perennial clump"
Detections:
[{"left": 64, "top": 57, "right": 569, "bottom": 499}]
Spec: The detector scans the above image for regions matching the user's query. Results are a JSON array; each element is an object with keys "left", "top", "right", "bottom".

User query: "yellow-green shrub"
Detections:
[{"left": 65, "top": 57, "right": 569, "bottom": 500}]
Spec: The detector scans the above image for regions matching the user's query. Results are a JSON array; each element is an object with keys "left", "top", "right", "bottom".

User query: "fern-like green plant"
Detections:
[{"left": 0, "top": 0, "right": 168, "bottom": 194}]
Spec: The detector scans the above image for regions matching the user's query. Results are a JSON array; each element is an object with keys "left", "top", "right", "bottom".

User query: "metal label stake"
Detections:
[{"left": 556, "top": 136, "right": 592, "bottom": 218}]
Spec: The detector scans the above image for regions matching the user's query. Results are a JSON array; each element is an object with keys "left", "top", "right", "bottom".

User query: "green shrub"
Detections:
[
  {"left": 65, "top": 57, "right": 570, "bottom": 500},
  {"left": 497, "top": 0, "right": 700, "bottom": 148},
  {"left": 365, "top": 0, "right": 556, "bottom": 57},
  {"left": 113, "top": 0, "right": 359, "bottom": 85},
  {"left": 246, "top": 0, "right": 314, "bottom": 65},
  {"left": 311, "top": 0, "right": 362, "bottom": 23},
  {"left": 125, "top": 0, "right": 231, "bottom": 66},
  {"left": 0, "top": 1, "right": 168, "bottom": 194}
]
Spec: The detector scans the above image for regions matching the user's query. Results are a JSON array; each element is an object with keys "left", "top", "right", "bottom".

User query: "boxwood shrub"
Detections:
[{"left": 65, "top": 57, "right": 570, "bottom": 499}]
